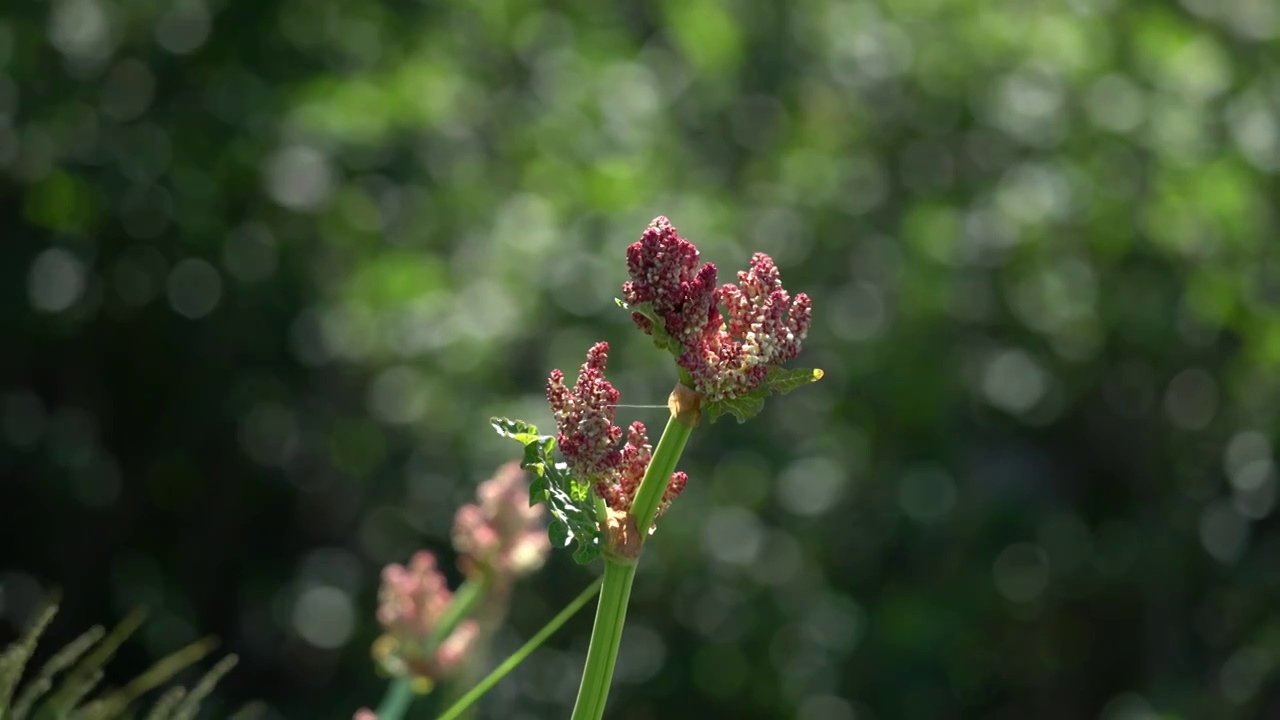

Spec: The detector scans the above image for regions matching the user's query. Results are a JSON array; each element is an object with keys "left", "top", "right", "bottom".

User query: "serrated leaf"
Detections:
[
  {"left": 548, "top": 519, "right": 569, "bottom": 548},
  {"left": 489, "top": 416, "right": 603, "bottom": 564},
  {"left": 705, "top": 394, "right": 766, "bottom": 424},
  {"left": 490, "top": 417, "right": 541, "bottom": 445},
  {"left": 572, "top": 542, "right": 601, "bottom": 564},
  {"left": 528, "top": 474, "right": 549, "bottom": 506},
  {"left": 764, "top": 367, "right": 824, "bottom": 395}
]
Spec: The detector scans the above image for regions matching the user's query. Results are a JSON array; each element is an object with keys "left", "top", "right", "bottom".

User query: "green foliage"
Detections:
[
  {"left": 614, "top": 299, "right": 680, "bottom": 358},
  {"left": 491, "top": 418, "right": 602, "bottom": 564},
  {"left": 704, "top": 367, "right": 825, "bottom": 424},
  {"left": 0, "top": 602, "right": 236, "bottom": 720}
]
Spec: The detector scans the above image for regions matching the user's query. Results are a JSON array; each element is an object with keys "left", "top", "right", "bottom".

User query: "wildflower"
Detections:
[
  {"left": 546, "top": 344, "right": 688, "bottom": 523},
  {"left": 372, "top": 551, "right": 479, "bottom": 681},
  {"left": 596, "top": 422, "right": 687, "bottom": 521},
  {"left": 622, "top": 216, "right": 722, "bottom": 348},
  {"left": 354, "top": 710, "right": 378, "bottom": 720},
  {"left": 546, "top": 342, "right": 623, "bottom": 481},
  {"left": 452, "top": 461, "right": 552, "bottom": 580},
  {"left": 624, "top": 217, "right": 813, "bottom": 403}
]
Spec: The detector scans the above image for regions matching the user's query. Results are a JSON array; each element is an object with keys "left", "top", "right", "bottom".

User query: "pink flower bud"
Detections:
[
  {"left": 452, "top": 462, "right": 551, "bottom": 579},
  {"left": 373, "top": 551, "right": 478, "bottom": 682}
]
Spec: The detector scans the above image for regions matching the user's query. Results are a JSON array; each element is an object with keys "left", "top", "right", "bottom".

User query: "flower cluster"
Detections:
[
  {"left": 596, "top": 421, "right": 688, "bottom": 519},
  {"left": 371, "top": 551, "right": 479, "bottom": 682},
  {"left": 547, "top": 342, "right": 686, "bottom": 520},
  {"left": 546, "top": 342, "right": 623, "bottom": 480},
  {"left": 624, "top": 217, "right": 812, "bottom": 402},
  {"left": 452, "top": 461, "right": 552, "bottom": 581},
  {"left": 622, "top": 216, "right": 722, "bottom": 349}
]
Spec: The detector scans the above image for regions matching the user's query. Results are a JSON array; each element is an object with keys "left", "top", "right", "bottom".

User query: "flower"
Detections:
[
  {"left": 354, "top": 710, "right": 378, "bottom": 720},
  {"left": 452, "top": 461, "right": 552, "bottom": 580},
  {"left": 372, "top": 551, "right": 479, "bottom": 681},
  {"left": 546, "top": 344, "right": 688, "bottom": 524},
  {"left": 623, "top": 217, "right": 812, "bottom": 403},
  {"left": 622, "top": 216, "right": 722, "bottom": 349},
  {"left": 546, "top": 342, "right": 623, "bottom": 481},
  {"left": 596, "top": 421, "right": 687, "bottom": 521}
]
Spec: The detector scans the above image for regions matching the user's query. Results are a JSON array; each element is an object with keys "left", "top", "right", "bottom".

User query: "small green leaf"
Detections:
[
  {"left": 490, "top": 417, "right": 602, "bottom": 564},
  {"left": 490, "top": 417, "right": 541, "bottom": 445},
  {"left": 573, "top": 542, "right": 601, "bottom": 564},
  {"left": 548, "top": 519, "right": 569, "bottom": 548},
  {"left": 616, "top": 299, "right": 680, "bottom": 356},
  {"left": 705, "top": 394, "right": 766, "bottom": 424},
  {"left": 764, "top": 367, "right": 824, "bottom": 395}
]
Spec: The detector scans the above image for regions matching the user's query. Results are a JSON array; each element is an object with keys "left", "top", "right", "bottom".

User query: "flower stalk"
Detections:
[{"left": 490, "top": 214, "right": 820, "bottom": 720}]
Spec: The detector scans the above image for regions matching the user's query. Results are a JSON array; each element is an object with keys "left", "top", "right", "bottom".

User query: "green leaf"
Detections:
[
  {"left": 615, "top": 298, "right": 681, "bottom": 357},
  {"left": 705, "top": 393, "right": 766, "bottom": 424},
  {"left": 490, "top": 417, "right": 542, "bottom": 446},
  {"left": 764, "top": 367, "right": 824, "bottom": 395},
  {"left": 491, "top": 417, "right": 602, "bottom": 564},
  {"left": 703, "top": 368, "right": 823, "bottom": 424}
]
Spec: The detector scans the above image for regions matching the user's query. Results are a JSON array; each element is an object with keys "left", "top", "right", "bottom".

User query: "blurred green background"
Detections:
[{"left": 3, "top": 0, "right": 1280, "bottom": 718}]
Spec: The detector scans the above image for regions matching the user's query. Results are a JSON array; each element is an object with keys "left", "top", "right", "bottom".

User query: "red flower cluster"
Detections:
[
  {"left": 546, "top": 342, "right": 622, "bottom": 480},
  {"left": 624, "top": 217, "right": 812, "bottom": 402},
  {"left": 596, "top": 421, "right": 688, "bottom": 520},
  {"left": 622, "top": 216, "right": 722, "bottom": 349},
  {"left": 546, "top": 342, "right": 686, "bottom": 520}
]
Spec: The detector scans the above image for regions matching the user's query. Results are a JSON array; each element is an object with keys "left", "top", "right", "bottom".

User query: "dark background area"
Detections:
[{"left": 3, "top": 0, "right": 1280, "bottom": 718}]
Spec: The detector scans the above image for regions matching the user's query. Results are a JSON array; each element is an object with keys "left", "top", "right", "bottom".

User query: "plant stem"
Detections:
[
  {"left": 570, "top": 561, "right": 634, "bottom": 720},
  {"left": 569, "top": 406, "right": 695, "bottom": 720},
  {"left": 377, "top": 680, "right": 415, "bottom": 720},
  {"left": 376, "top": 577, "right": 489, "bottom": 720},
  {"left": 434, "top": 577, "right": 604, "bottom": 720}
]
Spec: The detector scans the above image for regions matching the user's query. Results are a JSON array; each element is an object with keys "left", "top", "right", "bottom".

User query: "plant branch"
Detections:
[{"left": 434, "top": 577, "right": 603, "bottom": 720}]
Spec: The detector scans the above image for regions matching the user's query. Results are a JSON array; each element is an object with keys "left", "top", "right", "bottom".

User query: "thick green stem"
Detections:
[
  {"left": 569, "top": 404, "right": 695, "bottom": 720},
  {"left": 570, "top": 561, "right": 635, "bottom": 720},
  {"left": 376, "top": 577, "right": 489, "bottom": 720}
]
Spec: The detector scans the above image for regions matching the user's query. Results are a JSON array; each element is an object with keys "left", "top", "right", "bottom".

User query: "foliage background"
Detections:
[{"left": 3, "top": 0, "right": 1280, "bottom": 718}]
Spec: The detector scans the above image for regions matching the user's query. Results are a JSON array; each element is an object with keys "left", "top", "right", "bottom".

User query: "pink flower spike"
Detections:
[
  {"left": 372, "top": 550, "right": 479, "bottom": 682},
  {"left": 452, "top": 461, "right": 551, "bottom": 580},
  {"left": 596, "top": 421, "right": 687, "bottom": 527},
  {"left": 546, "top": 342, "right": 624, "bottom": 481},
  {"left": 623, "top": 216, "right": 722, "bottom": 348},
  {"left": 677, "top": 251, "right": 812, "bottom": 402},
  {"left": 434, "top": 620, "right": 480, "bottom": 675},
  {"left": 376, "top": 551, "right": 452, "bottom": 640}
]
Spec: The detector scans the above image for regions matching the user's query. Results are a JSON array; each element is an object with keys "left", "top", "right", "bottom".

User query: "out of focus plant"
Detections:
[
  {"left": 356, "top": 462, "right": 552, "bottom": 720},
  {"left": 0, "top": 602, "right": 236, "bottom": 720},
  {"left": 488, "top": 216, "right": 822, "bottom": 720}
]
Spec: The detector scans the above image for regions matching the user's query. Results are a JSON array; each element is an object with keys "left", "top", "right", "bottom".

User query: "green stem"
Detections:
[
  {"left": 376, "top": 680, "right": 415, "bottom": 720},
  {"left": 569, "top": 410, "right": 695, "bottom": 720},
  {"left": 376, "top": 577, "right": 489, "bottom": 720},
  {"left": 631, "top": 413, "right": 694, "bottom": 535},
  {"left": 571, "top": 561, "right": 634, "bottom": 720},
  {"left": 434, "top": 577, "right": 604, "bottom": 720}
]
